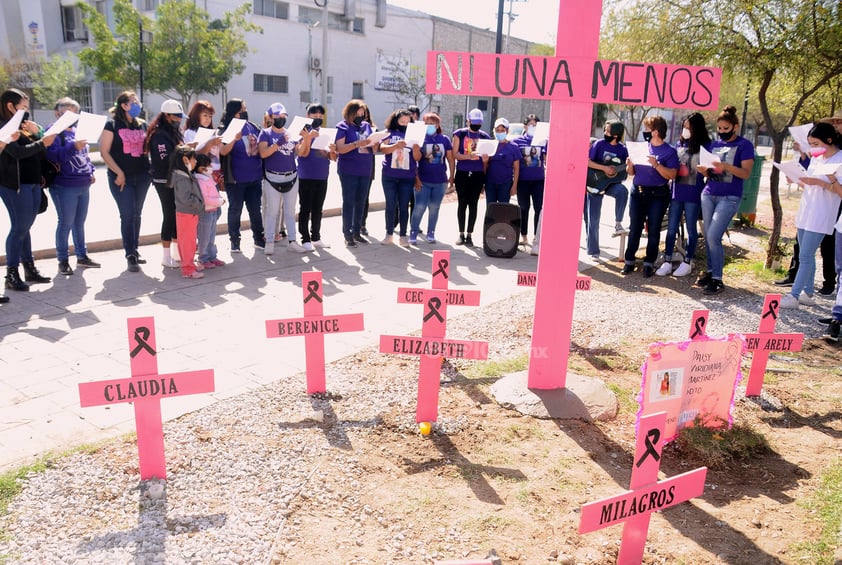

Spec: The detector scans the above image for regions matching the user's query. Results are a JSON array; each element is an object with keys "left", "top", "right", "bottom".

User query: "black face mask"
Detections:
[
  {"left": 642, "top": 131, "right": 653, "bottom": 142},
  {"left": 353, "top": 116, "right": 364, "bottom": 126},
  {"left": 273, "top": 117, "right": 286, "bottom": 129},
  {"left": 310, "top": 118, "right": 323, "bottom": 129},
  {"left": 604, "top": 134, "right": 615, "bottom": 142},
  {"left": 718, "top": 129, "right": 734, "bottom": 141},
  {"left": 238, "top": 111, "right": 249, "bottom": 122},
  {"left": 469, "top": 124, "right": 482, "bottom": 132},
  {"left": 22, "top": 111, "right": 30, "bottom": 122},
  {"left": 396, "top": 124, "right": 407, "bottom": 133}
]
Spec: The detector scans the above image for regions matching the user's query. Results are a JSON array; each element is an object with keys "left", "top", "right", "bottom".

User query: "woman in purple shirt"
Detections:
[
  {"left": 335, "top": 99, "right": 376, "bottom": 247},
  {"left": 452, "top": 108, "right": 491, "bottom": 247},
  {"left": 410, "top": 112, "right": 453, "bottom": 244},
  {"left": 511, "top": 114, "right": 546, "bottom": 245},
  {"left": 484, "top": 118, "right": 521, "bottom": 204},
  {"left": 297, "top": 103, "right": 335, "bottom": 251},
  {"left": 379, "top": 109, "right": 418, "bottom": 247}
]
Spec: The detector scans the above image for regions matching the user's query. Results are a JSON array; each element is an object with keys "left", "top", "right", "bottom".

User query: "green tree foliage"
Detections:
[
  {"left": 78, "top": 0, "right": 261, "bottom": 108},
  {"left": 33, "top": 55, "right": 84, "bottom": 108}
]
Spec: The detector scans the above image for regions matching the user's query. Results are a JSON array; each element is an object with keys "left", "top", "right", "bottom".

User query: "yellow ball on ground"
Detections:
[{"left": 419, "top": 422, "right": 432, "bottom": 435}]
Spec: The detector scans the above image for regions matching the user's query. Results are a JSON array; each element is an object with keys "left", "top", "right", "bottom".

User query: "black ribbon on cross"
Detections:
[
  {"left": 130, "top": 326, "right": 156, "bottom": 358},
  {"left": 423, "top": 297, "right": 444, "bottom": 323},
  {"left": 691, "top": 316, "right": 706, "bottom": 339},
  {"left": 432, "top": 259, "right": 449, "bottom": 280},
  {"left": 762, "top": 299, "right": 779, "bottom": 320},
  {"left": 304, "top": 280, "right": 323, "bottom": 304},
  {"left": 635, "top": 428, "right": 661, "bottom": 468}
]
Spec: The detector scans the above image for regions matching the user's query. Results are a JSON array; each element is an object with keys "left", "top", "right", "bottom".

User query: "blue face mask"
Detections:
[
  {"left": 426, "top": 124, "right": 436, "bottom": 136},
  {"left": 495, "top": 131, "right": 507, "bottom": 141},
  {"left": 128, "top": 102, "right": 142, "bottom": 119}
]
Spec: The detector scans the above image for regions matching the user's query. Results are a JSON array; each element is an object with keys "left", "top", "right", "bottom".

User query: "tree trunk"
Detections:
[{"left": 765, "top": 135, "right": 785, "bottom": 268}]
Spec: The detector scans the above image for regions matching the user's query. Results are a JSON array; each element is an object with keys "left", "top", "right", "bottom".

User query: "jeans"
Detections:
[
  {"left": 0, "top": 183, "right": 40, "bottom": 268},
  {"left": 411, "top": 182, "right": 446, "bottom": 235},
  {"left": 786, "top": 234, "right": 836, "bottom": 288},
  {"left": 298, "top": 178, "right": 328, "bottom": 243},
  {"left": 584, "top": 182, "right": 628, "bottom": 255},
  {"left": 455, "top": 170, "right": 485, "bottom": 234},
  {"left": 485, "top": 181, "right": 513, "bottom": 204},
  {"left": 108, "top": 171, "right": 151, "bottom": 258},
  {"left": 663, "top": 200, "right": 701, "bottom": 262},
  {"left": 701, "top": 193, "right": 740, "bottom": 279},
  {"left": 262, "top": 180, "right": 299, "bottom": 243},
  {"left": 197, "top": 208, "right": 221, "bottom": 263},
  {"left": 153, "top": 181, "right": 177, "bottom": 242},
  {"left": 624, "top": 187, "right": 670, "bottom": 266},
  {"left": 339, "top": 173, "right": 370, "bottom": 239},
  {"left": 226, "top": 179, "right": 264, "bottom": 246},
  {"left": 382, "top": 176, "right": 414, "bottom": 236},
  {"left": 791, "top": 228, "right": 826, "bottom": 298},
  {"left": 516, "top": 179, "right": 544, "bottom": 236},
  {"left": 50, "top": 184, "right": 91, "bottom": 262}
]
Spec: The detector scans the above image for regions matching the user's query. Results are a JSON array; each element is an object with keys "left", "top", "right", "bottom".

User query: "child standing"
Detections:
[
  {"left": 170, "top": 146, "right": 205, "bottom": 279},
  {"left": 195, "top": 153, "right": 226, "bottom": 269}
]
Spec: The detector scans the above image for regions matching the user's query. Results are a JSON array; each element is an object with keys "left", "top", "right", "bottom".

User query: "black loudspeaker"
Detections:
[{"left": 483, "top": 203, "right": 521, "bottom": 258}]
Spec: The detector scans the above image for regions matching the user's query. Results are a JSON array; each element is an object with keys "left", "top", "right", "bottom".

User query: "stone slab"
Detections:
[{"left": 490, "top": 370, "right": 618, "bottom": 421}]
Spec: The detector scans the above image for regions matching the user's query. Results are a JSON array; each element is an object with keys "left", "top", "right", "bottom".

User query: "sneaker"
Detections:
[
  {"left": 312, "top": 240, "right": 330, "bottom": 248},
  {"left": 76, "top": 256, "right": 100, "bottom": 268},
  {"left": 530, "top": 248, "right": 539, "bottom": 256},
  {"left": 288, "top": 241, "right": 308, "bottom": 253},
  {"left": 695, "top": 271, "right": 712, "bottom": 287},
  {"left": 780, "top": 294, "right": 799, "bottom": 309},
  {"left": 274, "top": 233, "right": 283, "bottom": 242},
  {"left": 408, "top": 231, "right": 418, "bottom": 245},
  {"left": 818, "top": 317, "right": 833, "bottom": 325},
  {"left": 58, "top": 261, "right": 73, "bottom": 276},
  {"left": 703, "top": 279, "right": 725, "bottom": 295},
  {"left": 345, "top": 238, "right": 357, "bottom": 248},
  {"left": 264, "top": 241, "right": 275, "bottom": 255},
  {"left": 520, "top": 235, "right": 529, "bottom": 245},
  {"left": 426, "top": 231, "right": 436, "bottom": 243},
  {"left": 824, "top": 320, "right": 841, "bottom": 342},
  {"left": 183, "top": 271, "right": 204, "bottom": 279},
  {"left": 774, "top": 277, "right": 794, "bottom": 287},
  {"left": 302, "top": 242, "right": 315, "bottom": 252},
  {"left": 818, "top": 284, "right": 835, "bottom": 296},
  {"left": 194, "top": 262, "right": 205, "bottom": 272},
  {"left": 135, "top": 253, "right": 147, "bottom": 265},
  {"left": 655, "top": 262, "right": 673, "bottom": 277},
  {"left": 279, "top": 230, "right": 287, "bottom": 239},
  {"left": 381, "top": 234, "right": 395, "bottom": 245},
  {"left": 465, "top": 234, "right": 474, "bottom": 247},
  {"left": 360, "top": 227, "right": 369, "bottom": 236},
  {"left": 455, "top": 234, "right": 466, "bottom": 246},
  {"left": 798, "top": 291, "right": 815, "bottom": 305},
  {"left": 673, "top": 262, "right": 693, "bottom": 277},
  {"left": 612, "top": 224, "right": 628, "bottom": 237},
  {"left": 254, "top": 239, "right": 266, "bottom": 250},
  {"left": 211, "top": 259, "right": 226, "bottom": 267},
  {"left": 201, "top": 261, "right": 216, "bottom": 270},
  {"left": 162, "top": 256, "right": 181, "bottom": 268},
  {"left": 642, "top": 266, "right": 655, "bottom": 278},
  {"left": 621, "top": 263, "right": 635, "bottom": 275},
  {"left": 399, "top": 236, "right": 410, "bottom": 247},
  {"left": 354, "top": 234, "right": 370, "bottom": 244},
  {"left": 231, "top": 243, "right": 242, "bottom": 254},
  {"left": 590, "top": 254, "right": 600, "bottom": 261},
  {"left": 127, "top": 254, "right": 140, "bottom": 273}
]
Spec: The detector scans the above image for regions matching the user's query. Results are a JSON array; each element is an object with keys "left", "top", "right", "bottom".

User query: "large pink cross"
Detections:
[
  {"left": 426, "top": 2, "right": 721, "bottom": 389},
  {"left": 78, "top": 317, "right": 215, "bottom": 480}
]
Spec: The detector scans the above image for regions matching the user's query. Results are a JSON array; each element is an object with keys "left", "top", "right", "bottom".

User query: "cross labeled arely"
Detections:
[
  {"left": 265, "top": 271, "right": 365, "bottom": 394},
  {"left": 78, "top": 317, "right": 215, "bottom": 480},
  {"left": 579, "top": 411, "right": 707, "bottom": 564},
  {"left": 380, "top": 251, "right": 488, "bottom": 423},
  {"left": 743, "top": 293, "right": 803, "bottom": 396},
  {"left": 426, "top": 2, "right": 721, "bottom": 390}
]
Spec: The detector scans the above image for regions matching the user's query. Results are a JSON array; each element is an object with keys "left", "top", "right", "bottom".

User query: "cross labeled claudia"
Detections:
[
  {"left": 265, "top": 270, "right": 365, "bottom": 394},
  {"left": 425, "top": 2, "right": 721, "bottom": 390},
  {"left": 78, "top": 317, "right": 215, "bottom": 480},
  {"left": 743, "top": 293, "right": 803, "bottom": 396}
]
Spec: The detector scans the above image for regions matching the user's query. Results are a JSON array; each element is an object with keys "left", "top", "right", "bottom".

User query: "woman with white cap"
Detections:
[
  {"left": 485, "top": 117, "right": 520, "bottom": 204},
  {"left": 451, "top": 108, "right": 491, "bottom": 246}
]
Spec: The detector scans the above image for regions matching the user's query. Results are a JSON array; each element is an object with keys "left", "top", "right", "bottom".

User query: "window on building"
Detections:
[
  {"left": 254, "top": 73, "right": 289, "bottom": 93},
  {"left": 328, "top": 11, "right": 346, "bottom": 31},
  {"left": 327, "top": 76, "right": 333, "bottom": 94},
  {"left": 70, "top": 86, "right": 94, "bottom": 114},
  {"left": 253, "top": 0, "right": 289, "bottom": 19},
  {"left": 101, "top": 82, "right": 124, "bottom": 111},
  {"left": 452, "top": 114, "right": 464, "bottom": 132},
  {"left": 142, "top": 0, "right": 159, "bottom": 11},
  {"left": 352, "top": 17, "right": 364, "bottom": 34},
  {"left": 298, "top": 6, "right": 320, "bottom": 24},
  {"left": 61, "top": 5, "right": 88, "bottom": 42},
  {"left": 352, "top": 82, "right": 364, "bottom": 100}
]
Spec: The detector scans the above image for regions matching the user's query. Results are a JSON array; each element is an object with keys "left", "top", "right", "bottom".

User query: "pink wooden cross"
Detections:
[
  {"left": 689, "top": 309, "right": 709, "bottom": 340},
  {"left": 78, "top": 317, "right": 215, "bottom": 480},
  {"left": 743, "top": 293, "right": 804, "bottom": 396},
  {"left": 426, "top": 2, "right": 721, "bottom": 390},
  {"left": 265, "top": 271, "right": 365, "bottom": 394},
  {"left": 517, "top": 271, "right": 591, "bottom": 291},
  {"left": 579, "top": 411, "right": 707, "bottom": 564},
  {"left": 380, "top": 251, "right": 488, "bottom": 422}
]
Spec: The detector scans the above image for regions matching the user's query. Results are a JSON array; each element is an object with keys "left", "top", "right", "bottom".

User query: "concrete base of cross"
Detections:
[{"left": 490, "top": 371, "right": 618, "bottom": 421}]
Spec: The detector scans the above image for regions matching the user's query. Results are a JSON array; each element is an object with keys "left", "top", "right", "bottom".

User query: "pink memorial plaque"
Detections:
[
  {"left": 77, "top": 317, "right": 215, "bottom": 480},
  {"left": 579, "top": 412, "right": 707, "bottom": 564},
  {"left": 743, "top": 293, "right": 803, "bottom": 396},
  {"left": 265, "top": 271, "right": 365, "bottom": 394},
  {"left": 424, "top": 2, "right": 721, "bottom": 391},
  {"left": 516, "top": 271, "right": 591, "bottom": 290}
]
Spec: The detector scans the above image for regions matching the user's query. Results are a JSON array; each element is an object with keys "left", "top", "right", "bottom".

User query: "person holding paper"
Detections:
[
  {"left": 695, "top": 105, "right": 755, "bottom": 295},
  {"left": 0, "top": 89, "right": 56, "bottom": 290},
  {"left": 656, "top": 112, "right": 711, "bottom": 278},
  {"left": 511, "top": 114, "right": 546, "bottom": 245},
  {"left": 452, "top": 108, "right": 492, "bottom": 247},
  {"left": 780, "top": 122, "right": 842, "bottom": 309},
  {"left": 409, "top": 112, "right": 453, "bottom": 244},
  {"left": 297, "top": 103, "right": 335, "bottom": 251},
  {"left": 45, "top": 97, "right": 99, "bottom": 276},
  {"left": 335, "top": 99, "right": 377, "bottom": 247},
  {"left": 379, "top": 109, "right": 419, "bottom": 247},
  {"left": 585, "top": 120, "right": 629, "bottom": 260},
  {"left": 484, "top": 118, "right": 520, "bottom": 205},
  {"left": 218, "top": 98, "right": 265, "bottom": 253},
  {"left": 184, "top": 100, "right": 223, "bottom": 187},
  {"left": 622, "top": 115, "right": 678, "bottom": 278}
]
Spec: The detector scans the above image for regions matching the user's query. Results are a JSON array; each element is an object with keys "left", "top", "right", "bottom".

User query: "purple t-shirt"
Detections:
[
  {"left": 453, "top": 127, "right": 491, "bottom": 173},
  {"left": 258, "top": 127, "right": 298, "bottom": 173},
  {"left": 486, "top": 141, "right": 521, "bottom": 184},
  {"left": 381, "top": 129, "right": 417, "bottom": 180},
  {"left": 417, "top": 134, "right": 452, "bottom": 184},
  {"left": 298, "top": 132, "right": 331, "bottom": 180},
  {"left": 227, "top": 121, "right": 263, "bottom": 183},
  {"left": 46, "top": 128, "right": 95, "bottom": 188},
  {"left": 511, "top": 135, "right": 546, "bottom": 181},
  {"left": 589, "top": 138, "right": 628, "bottom": 167},
  {"left": 703, "top": 136, "right": 755, "bottom": 197},
  {"left": 336, "top": 120, "right": 374, "bottom": 177},
  {"left": 632, "top": 142, "right": 679, "bottom": 187},
  {"left": 672, "top": 142, "right": 708, "bottom": 203}
]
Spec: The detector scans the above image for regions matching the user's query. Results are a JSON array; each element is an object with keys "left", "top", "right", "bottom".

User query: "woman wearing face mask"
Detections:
[
  {"left": 410, "top": 112, "right": 453, "bottom": 244},
  {"left": 585, "top": 120, "right": 629, "bottom": 260},
  {"left": 696, "top": 105, "right": 755, "bottom": 295},
  {"left": 218, "top": 98, "right": 265, "bottom": 253},
  {"left": 452, "top": 108, "right": 492, "bottom": 247},
  {"left": 335, "top": 99, "right": 376, "bottom": 247},
  {"left": 511, "top": 114, "right": 546, "bottom": 245},
  {"left": 656, "top": 112, "right": 712, "bottom": 278},
  {"left": 780, "top": 122, "right": 842, "bottom": 309},
  {"left": 297, "top": 103, "right": 335, "bottom": 251},
  {"left": 379, "top": 109, "right": 419, "bottom": 247},
  {"left": 622, "top": 115, "right": 678, "bottom": 278},
  {"left": 144, "top": 100, "right": 186, "bottom": 268},
  {"left": 0, "top": 89, "right": 56, "bottom": 291},
  {"left": 485, "top": 118, "right": 521, "bottom": 205}
]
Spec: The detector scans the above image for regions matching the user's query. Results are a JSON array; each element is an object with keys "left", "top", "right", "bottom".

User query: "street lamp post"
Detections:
[
  {"left": 314, "top": 0, "right": 329, "bottom": 114},
  {"left": 308, "top": 21, "right": 320, "bottom": 103},
  {"left": 138, "top": 20, "right": 152, "bottom": 116}
]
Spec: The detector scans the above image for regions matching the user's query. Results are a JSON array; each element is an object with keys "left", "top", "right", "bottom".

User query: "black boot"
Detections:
[
  {"left": 22, "top": 261, "right": 51, "bottom": 284},
  {"left": 5, "top": 267, "right": 29, "bottom": 291}
]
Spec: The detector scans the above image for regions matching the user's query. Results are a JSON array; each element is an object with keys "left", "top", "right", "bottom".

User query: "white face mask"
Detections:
[
  {"left": 681, "top": 128, "right": 691, "bottom": 140},
  {"left": 526, "top": 125, "right": 536, "bottom": 137}
]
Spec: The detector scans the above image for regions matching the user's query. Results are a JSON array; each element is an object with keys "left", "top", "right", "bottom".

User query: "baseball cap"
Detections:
[
  {"left": 468, "top": 108, "right": 483, "bottom": 124},
  {"left": 494, "top": 117, "right": 510, "bottom": 129},
  {"left": 820, "top": 110, "right": 842, "bottom": 123},
  {"left": 160, "top": 99, "right": 184, "bottom": 117},
  {"left": 267, "top": 102, "right": 287, "bottom": 116}
]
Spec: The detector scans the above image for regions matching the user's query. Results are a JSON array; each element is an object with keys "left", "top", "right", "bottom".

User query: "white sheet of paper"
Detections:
[
  {"left": 43, "top": 111, "right": 80, "bottom": 138},
  {"left": 475, "top": 139, "right": 498, "bottom": 156},
  {"left": 772, "top": 160, "right": 809, "bottom": 182},
  {"left": 626, "top": 141, "right": 651, "bottom": 166},
  {"left": 699, "top": 146, "right": 720, "bottom": 169},
  {"left": 0, "top": 109, "right": 25, "bottom": 143},
  {"left": 789, "top": 123, "right": 813, "bottom": 153},
  {"left": 192, "top": 127, "right": 217, "bottom": 150},
  {"left": 286, "top": 116, "right": 313, "bottom": 141},
  {"left": 813, "top": 161, "right": 842, "bottom": 176},
  {"left": 531, "top": 122, "right": 549, "bottom": 146},
  {"left": 73, "top": 112, "right": 107, "bottom": 144},
  {"left": 365, "top": 130, "right": 390, "bottom": 145},
  {"left": 220, "top": 118, "right": 245, "bottom": 144},
  {"left": 311, "top": 127, "right": 337, "bottom": 150},
  {"left": 403, "top": 122, "right": 427, "bottom": 148}
]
